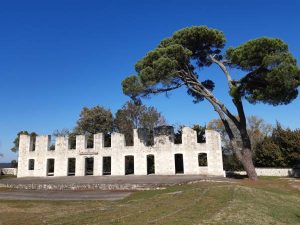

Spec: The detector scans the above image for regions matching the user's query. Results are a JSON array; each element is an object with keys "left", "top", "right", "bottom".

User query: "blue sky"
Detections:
[{"left": 0, "top": 0, "right": 300, "bottom": 162}]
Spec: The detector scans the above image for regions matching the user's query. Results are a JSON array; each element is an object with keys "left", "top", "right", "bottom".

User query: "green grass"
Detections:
[
  {"left": 0, "top": 177, "right": 299, "bottom": 225},
  {"left": 0, "top": 175, "right": 16, "bottom": 180}
]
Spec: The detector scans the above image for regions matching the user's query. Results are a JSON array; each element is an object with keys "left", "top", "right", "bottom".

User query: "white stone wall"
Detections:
[
  {"left": 17, "top": 128, "right": 225, "bottom": 178},
  {"left": 0, "top": 168, "right": 17, "bottom": 176},
  {"left": 231, "top": 168, "right": 300, "bottom": 177}
]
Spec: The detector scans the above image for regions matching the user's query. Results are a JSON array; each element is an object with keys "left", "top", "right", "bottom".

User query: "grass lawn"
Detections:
[
  {"left": 0, "top": 177, "right": 299, "bottom": 225},
  {"left": 0, "top": 175, "right": 16, "bottom": 180}
]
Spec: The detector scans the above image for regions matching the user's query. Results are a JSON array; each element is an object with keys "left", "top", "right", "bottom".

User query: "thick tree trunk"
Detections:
[
  {"left": 185, "top": 76, "right": 258, "bottom": 180},
  {"left": 234, "top": 146, "right": 258, "bottom": 180}
]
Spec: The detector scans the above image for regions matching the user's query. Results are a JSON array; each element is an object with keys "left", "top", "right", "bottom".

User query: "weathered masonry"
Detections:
[{"left": 17, "top": 127, "right": 225, "bottom": 177}]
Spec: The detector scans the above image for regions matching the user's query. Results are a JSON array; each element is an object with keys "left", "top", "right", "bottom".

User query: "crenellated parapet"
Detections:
[
  {"left": 20, "top": 127, "right": 207, "bottom": 151},
  {"left": 17, "top": 127, "right": 224, "bottom": 178}
]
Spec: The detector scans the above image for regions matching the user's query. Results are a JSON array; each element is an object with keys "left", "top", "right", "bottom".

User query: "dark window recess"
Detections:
[
  {"left": 198, "top": 153, "right": 208, "bottom": 166},
  {"left": 175, "top": 154, "right": 184, "bottom": 174},
  {"left": 49, "top": 144, "right": 55, "bottom": 150},
  {"left": 49, "top": 137, "right": 55, "bottom": 151},
  {"left": 69, "top": 135, "right": 76, "bottom": 149},
  {"left": 137, "top": 128, "right": 154, "bottom": 146},
  {"left": 86, "top": 135, "right": 94, "bottom": 148},
  {"left": 47, "top": 159, "right": 55, "bottom": 176},
  {"left": 125, "top": 155, "right": 134, "bottom": 175},
  {"left": 28, "top": 159, "right": 35, "bottom": 170},
  {"left": 125, "top": 130, "right": 134, "bottom": 146},
  {"left": 194, "top": 126, "right": 206, "bottom": 143},
  {"left": 102, "top": 157, "right": 111, "bottom": 175},
  {"left": 30, "top": 136, "right": 36, "bottom": 151},
  {"left": 104, "top": 133, "right": 111, "bottom": 147},
  {"left": 174, "top": 130, "right": 182, "bottom": 144},
  {"left": 147, "top": 155, "right": 155, "bottom": 174},
  {"left": 68, "top": 158, "right": 76, "bottom": 176},
  {"left": 85, "top": 157, "right": 94, "bottom": 175}
]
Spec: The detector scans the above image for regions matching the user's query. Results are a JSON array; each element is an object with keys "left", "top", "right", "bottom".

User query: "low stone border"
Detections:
[
  {"left": 0, "top": 175, "right": 228, "bottom": 191},
  {"left": 228, "top": 168, "right": 300, "bottom": 177},
  {"left": 0, "top": 168, "right": 17, "bottom": 176},
  {"left": 0, "top": 183, "right": 170, "bottom": 191}
]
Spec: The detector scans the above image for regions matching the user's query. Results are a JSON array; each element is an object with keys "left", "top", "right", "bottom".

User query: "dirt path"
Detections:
[{"left": 0, "top": 189, "right": 131, "bottom": 200}]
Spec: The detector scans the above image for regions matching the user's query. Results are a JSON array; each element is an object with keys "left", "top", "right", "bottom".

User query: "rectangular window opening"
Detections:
[
  {"left": 102, "top": 156, "right": 111, "bottom": 175},
  {"left": 69, "top": 135, "right": 76, "bottom": 150},
  {"left": 125, "top": 155, "right": 134, "bottom": 175},
  {"left": 30, "top": 136, "right": 36, "bottom": 151},
  {"left": 137, "top": 128, "right": 154, "bottom": 146},
  {"left": 196, "top": 130, "right": 206, "bottom": 143},
  {"left": 68, "top": 158, "right": 76, "bottom": 176},
  {"left": 174, "top": 130, "right": 182, "bottom": 144},
  {"left": 86, "top": 135, "right": 94, "bottom": 149},
  {"left": 49, "top": 136, "right": 56, "bottom": 151},
  {"left": 147, "top": 155, "right": 155, "bottom": 175},
  {"left": 175, "top": 154, "right": 184, "bottom": 174},
  {"left": 125, "top": 130, "right": 134, "bottom": 146},
  {"left": 198, "top": 153, "right": 208, "bottom": 167},
  {"left": 28, "top": 159, "right": 35, "bottom": 170},
  {"left": 104, "top": 133, "right": 111, "bottom": 147},
  {"left": 85, "top": 157, "right": 94, "bottom": 176},
  {"left": 47, "top": 159, "right": 55, "bottom": 176}
]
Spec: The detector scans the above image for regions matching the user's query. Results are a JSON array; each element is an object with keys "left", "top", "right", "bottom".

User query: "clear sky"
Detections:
[{"left": 0, "top": 0, "right": 300, "bottom": 162}]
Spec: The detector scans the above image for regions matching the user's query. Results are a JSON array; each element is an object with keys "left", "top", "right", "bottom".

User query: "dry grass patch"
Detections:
[{"left": 0, "top": 177, "right": 299, "bottom": 225}]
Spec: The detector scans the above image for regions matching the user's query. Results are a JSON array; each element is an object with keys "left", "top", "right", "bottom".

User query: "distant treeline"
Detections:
[{"left": 0, "top": 163, "right": 12, "bottom": 168}]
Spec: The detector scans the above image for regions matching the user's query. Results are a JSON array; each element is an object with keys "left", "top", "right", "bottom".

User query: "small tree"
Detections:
[
  {"left": 255, "top": 138, "right": 285, "bottom": 167},
  {"left": 255, "top": 123, "right": 300, "bottom": 168},
  {"left": 122, "top": 26, "right": 300, "bottom": 180},
  {"left": 75, "top": 106, "right": 113, "bottom": 135},
  {"left": 74, "top": 106, "right": 113, "bottom": 147},
  {"left": 53, "top": 128, "right": 76, "bottom": 149},
  {"left": 53, "top": 128, "right": 73, "bottom": 137},
  {"left": 174, "top": 124, "right": 206, "bottom": 144},
  {"left": 192, "top": 124, "right": 206, "bottom": 143},
  {"left": 207, "top": 116, "right": 272, "bottom": 154},
  {"left": 114, "top": 100, "right": 166, "bottom": 145},
  {"left": 11, "top": 160, "right": 18, "bottom": 168},
  {"left": 11, "top": 131, "right": 38, "bottom": 152},
  {"left": 208, "top": 116, "right": 273, "bottom": 171}
]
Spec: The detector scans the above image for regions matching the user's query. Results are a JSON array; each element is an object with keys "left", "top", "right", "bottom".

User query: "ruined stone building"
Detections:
[{"left": 17, "top": 127, "right": 225, "bottom": 177}]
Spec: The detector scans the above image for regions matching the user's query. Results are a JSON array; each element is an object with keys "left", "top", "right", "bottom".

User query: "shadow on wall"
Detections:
[{"left": 289, "top": 168, "right": 300, "bottom": 177}]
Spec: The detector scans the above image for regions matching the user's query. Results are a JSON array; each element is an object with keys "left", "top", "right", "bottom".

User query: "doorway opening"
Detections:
[
  {"left": 125, "top": 155, "right": 134, "bottom": 175},
  {"left": 147, "top": 154, "right": 155, "bottom": 174},
  {"left": 68, "top": 158, "right": 76, "bottom": 176},
  {"left": 85, "top": 157, "right": 94, "bottom": 176},
  {"left": 47, "top": 158, "right": 55, "bottom": 176},
  {"left": 102, "top": 156, "right": 111, "bottom": 175},
  {"left": 174, "top": 154, "right": 184, "bottom": 174}
]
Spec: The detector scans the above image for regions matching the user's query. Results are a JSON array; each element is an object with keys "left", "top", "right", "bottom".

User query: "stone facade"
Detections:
[{"left": 17, "top": 127, "right": 225, "bottom": 178}]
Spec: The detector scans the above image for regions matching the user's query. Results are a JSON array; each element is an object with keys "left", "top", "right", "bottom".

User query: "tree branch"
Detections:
[
  {"left": 189, "top": 80, "right": 240, "bottom": 126},
  {"left": 140, "top": 82, "right": 184, "bottom": 97},
  {"left": 178, "top": 66, "right": 240, "bottom": 127},
  {"left": 205, "top": 95, "right": 242, "bottom": 155},
  {"left": 209, "top": 54, "right": 234, "bottom": 89}
]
